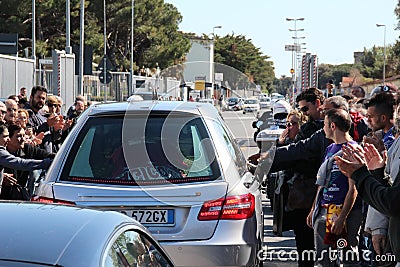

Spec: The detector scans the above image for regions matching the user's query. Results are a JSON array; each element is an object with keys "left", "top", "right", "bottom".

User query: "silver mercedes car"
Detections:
[
  {"left": 0, "top": 201, "right": 174, "bottom": 267},
  {"left": 34, "top": 101, "right": 264, "bottom": 266}
]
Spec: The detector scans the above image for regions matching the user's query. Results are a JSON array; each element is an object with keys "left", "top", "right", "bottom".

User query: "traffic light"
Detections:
[{"left": 290, "top": 68, "right": 295, "bottom": 74}]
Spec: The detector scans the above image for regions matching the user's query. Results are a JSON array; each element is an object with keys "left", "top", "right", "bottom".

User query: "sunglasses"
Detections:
[
  {"left": 47, "top": 103, "right": 61, "bottom": 108},
  {"left": 286, "top": 121, "right": 298, "bottom": 127}
]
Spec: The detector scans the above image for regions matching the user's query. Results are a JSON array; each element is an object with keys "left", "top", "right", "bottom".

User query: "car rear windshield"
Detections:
[
  {"left": 245, "top": 99, "right": 257, "bottom": 104},
  {"left": 60, "top": 114, "right": 221, "bottom": 186}
]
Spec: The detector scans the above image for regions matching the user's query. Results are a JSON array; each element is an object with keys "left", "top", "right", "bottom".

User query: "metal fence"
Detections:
[
  {"left": 35, "top": 69, "right": 181, "bottom": 102},
  {"left": 0, "top": 54, "right": 34, "bottom": 97}
]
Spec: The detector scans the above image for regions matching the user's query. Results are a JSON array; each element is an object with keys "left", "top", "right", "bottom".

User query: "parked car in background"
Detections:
[
  {"left": 224, "top": 97, "right": 244, "bottom": 111},
  {"left": 259, "top": 96, "right": 271, "bottom": 109},
  {"left": 271, "top": 93, "right": 285, "bottom": 102},
  {"left": 0, "top": 201, "right": 174, "bottom": 267},
  {"left": 127, "top": 91, "right": 157, "bottom": 101},
  {"left": 242, "top": 98, "right": 260, "bottom": 115},
  {"left": 198, "top": 98, "right": 215, "bottom": 105},
  {"left": 34, "top": 101, "right": 264, "bottom": 267}
]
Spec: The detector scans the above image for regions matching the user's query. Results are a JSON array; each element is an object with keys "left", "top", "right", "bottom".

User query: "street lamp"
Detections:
[
  {"left": 210, "top": 25, "right": 222, "bottom": 99},
  {"left": 286, "top": 17, "right": 305, "bottom": 106},
  {"left": 376, "top": 23, "right": 386, "bottom": 84}
]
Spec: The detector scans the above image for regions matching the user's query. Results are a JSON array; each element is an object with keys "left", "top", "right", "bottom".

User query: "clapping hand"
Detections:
[
  {"left": 63, "top": 119, "right": 73, "bottom": 131},
  {"left": 363, "top": 143, "right": 386, "bottom": 170},
  {"left": 335, "top": 143, "right": 365, "bottom": 178},
  {"left": 363, "top": 132, "right": 385, "bottom": 153},
  {"left": 52, "top": 115, "right": 65, "bottom": 131},
  {"left": 31, "top": 132, "right": 45, "bottom": 146},
  {"left": 342, "top": 143, "right": 365, "bottom": 164}
]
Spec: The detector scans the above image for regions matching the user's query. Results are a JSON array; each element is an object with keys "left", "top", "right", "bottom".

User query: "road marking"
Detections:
[{"left": 223, "top": 116, "right": 256, "bottom": 120}]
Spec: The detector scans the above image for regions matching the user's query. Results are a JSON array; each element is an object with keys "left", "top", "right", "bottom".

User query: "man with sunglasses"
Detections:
[{"left": 295, "top": 88, "right": 325, "bottom": 139}]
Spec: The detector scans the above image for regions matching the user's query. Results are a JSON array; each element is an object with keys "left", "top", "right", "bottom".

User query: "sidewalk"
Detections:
[{"left": 262, "top": 196, "right": 298, "bottom": 266}]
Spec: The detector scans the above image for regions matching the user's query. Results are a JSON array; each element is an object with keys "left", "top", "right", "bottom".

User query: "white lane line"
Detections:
[{"left": 223, "top": 116, "right": 256, "bottom": 120}]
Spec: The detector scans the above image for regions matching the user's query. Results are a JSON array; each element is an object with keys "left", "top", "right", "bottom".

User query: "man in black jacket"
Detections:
[
  {"left": 268, "top": 96, "right": 368, "bottom": 173},
  {"left": 258, "top": 88, "right": 325, "bottom": 267}
]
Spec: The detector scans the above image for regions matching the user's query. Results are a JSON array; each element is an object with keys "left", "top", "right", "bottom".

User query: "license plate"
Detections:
[{"left": 131, "top": 209, "right": 174, "bottom": 225}]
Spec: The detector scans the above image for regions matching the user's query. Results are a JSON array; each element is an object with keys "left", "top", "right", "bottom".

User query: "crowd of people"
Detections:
[
  {"left": 0, "top": 85, "right": 88, "bottom": 200},
  {"left": 252, "top": 83, "right": 400, "bottom": 266},
  {"left": 2, "top": 82, "right": 400, "bottom": 266}
]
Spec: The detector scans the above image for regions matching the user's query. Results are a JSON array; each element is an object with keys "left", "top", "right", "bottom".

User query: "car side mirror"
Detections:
[{"left": 252, "top": 121, "right": 257, "bottom": 128}]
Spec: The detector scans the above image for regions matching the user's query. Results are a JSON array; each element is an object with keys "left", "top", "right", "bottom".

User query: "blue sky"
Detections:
[{"left": 165, "top": 0, "right": 399, "bottom": 78}]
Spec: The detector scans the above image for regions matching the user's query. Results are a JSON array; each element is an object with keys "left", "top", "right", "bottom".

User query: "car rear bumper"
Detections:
[
  {"left": 160, "top": 218, "right": 261, "bottom": 266},
  {"left": 162, "top": 242, "right": 258, "bottom": 267},
  {"left": 244, "top": 107, "right": 259, "bottom": 112}
]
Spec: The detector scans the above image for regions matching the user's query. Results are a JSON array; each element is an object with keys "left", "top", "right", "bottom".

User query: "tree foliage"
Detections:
[
  {"left": 317, "top": 63, "right": 353, "bottom": 88},
  {"left": 317, "top": 42, "right": 398, "bottom": 89},
  {"left": 273, "top": 76, "right": 292, "bottom": 96},
  {"left": 214, "top": 33, "right": 275, "bottom": 91},
  {"left": 0, "top": 0, "right": 190, "bottom": 71}
]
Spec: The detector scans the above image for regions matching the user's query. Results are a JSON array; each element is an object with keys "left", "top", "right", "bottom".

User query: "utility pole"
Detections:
[
  {"left": 32, "top": 0, "right": 36, "bottom": 85},
  {"left": 129, "top": 0, "right": 135, "bottom": 96},
  {"left": 376, "top": 24, "right": 386, "bottom": 85},
  {"left": 78, "top": 0, "right": 85, "bottom": 95},
  {"left": 66, "top": 0, "right": 72, "bottom": 54},
  {"left": 103, "top": 0, "right": 107, "bottom": 102},
  {"left": 210, "top": 25, "right": 222, "bottom": 100}
]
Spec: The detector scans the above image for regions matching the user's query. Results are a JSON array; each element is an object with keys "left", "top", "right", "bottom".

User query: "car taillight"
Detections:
[
  {"left": 198, "top": 193, "right": 255, "bottom": 221},
  {"left": 31, "top": 196, "right": 76, "bottom": 206}
]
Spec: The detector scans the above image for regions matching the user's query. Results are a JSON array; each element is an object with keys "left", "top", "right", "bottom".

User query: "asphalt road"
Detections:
[{"left": 221, "top": 108, "right": 298, "bottom": 267}]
